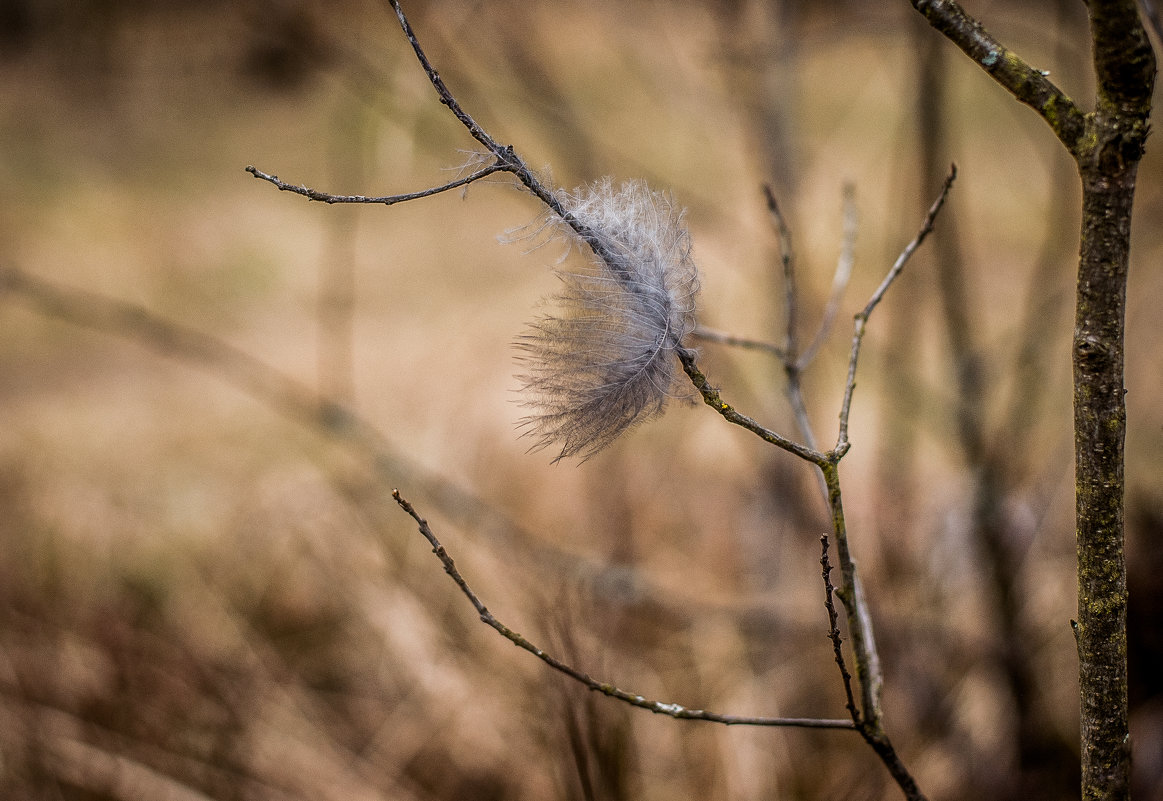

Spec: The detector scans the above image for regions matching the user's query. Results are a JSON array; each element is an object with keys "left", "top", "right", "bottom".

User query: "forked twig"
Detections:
[
  {"left": 836, "top": 165, "right": 957, "bottom": 452},
  {"left": 393, "top": 488, "right": 855, "bottom": 730},
  {"left": 693, "top": 183, "right": 856, "bottom": 375},
  {"left": 819, "top": 168, "right": 954, "bottom": 752}
]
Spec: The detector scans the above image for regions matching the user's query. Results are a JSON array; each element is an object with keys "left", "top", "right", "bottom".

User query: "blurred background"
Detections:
[{"left": 1, "top": 1, "right": 1161, "bottom": 799}]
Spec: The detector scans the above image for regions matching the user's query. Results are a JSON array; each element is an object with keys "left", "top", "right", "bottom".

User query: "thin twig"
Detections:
[
  {"left": 392, "top": 488, "right": 855, "bottom": 730},
  {"left": 384, "top": 0, "right": 575, "bottom": 231},
  {"left": 763, "top": 185, "right": 820, "bottom": 455},
  {"left": 759, "top": 185, "right": 834, "bottom": 518},
  {"left": 689, "top": 326, "right": 786, "bottom": 358},
  {"left": 676, "top": 349, "right": 827, "bottom": 465},
  {"left": 819, "top": 462, "right": 881, "bottom": 724},
  {"left": 390, "top": 0, "right": 658, "bottom": 291},
  {"left": 798, "top": 183, "right": 857, "bottom": 369},
  {"left": 248, "top": 4, "right": 935, "bottom": 790},
  {"left": 378, "top": 1, "right": 891, "bottom": 744},
  {"left": 821, "top": 535, "right": 861, "bottom": 724},
  {"left": 822, "top": 460, "right": 925, "bottom": 801},
  {"left": 386, "top": 0, "right": 501, "bottom": 153},
  {"left": 836, "top": 164, "right": 956, "bottom": 451},
  {"left": 764, "top": 185, "right": 798, "bottom": 359},
  {"left": 245, "top": 163, "right": 508, "bottom": 205}
]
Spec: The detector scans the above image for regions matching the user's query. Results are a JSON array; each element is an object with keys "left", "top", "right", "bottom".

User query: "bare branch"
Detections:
[
  {"left": 763, "top": 185, "right": 798, "bottom": 359},
  {"left": 798, "top": 183, "right": 857, "bottom": 370},
  {"left": 762, "top": 183, "right": 819, "bottom": 458},
  {"left": 909, "top": 0, "right": 1087, "bottom": 154},
  {"left": 676, "top": 348, "right": 827, "bottom": 466},
  {"left": 245, "top": 162, "right": 509, "bottom": 205},
  {"left": 820, "top": 535, "right": 860, "bottom": 725},
  {"left": 689, "top": 326, "right": 787, "bottom": 358},
  {"left": 818, "top": 462, "right": 880, "bottom": 723},
  {"left": 819, "top": 468, "right": 925, "bottom": 801},
  {"left": 386, "top": 0, "right": 503, "bottom": 154},
  {"left": 692, "top": 183, "right": 860, "bottom": 506},
  {"left": 814, "top": 168, "right": 956, "bottom": 794},
  {"left": 836, "top": 164, "right": 956, "bottom": 451},
  {"left": 384, "top": 0, "right": 573, "bottom": 226},
  {"left": 392, "top": 488, "right": 855, "bottom": 730}
]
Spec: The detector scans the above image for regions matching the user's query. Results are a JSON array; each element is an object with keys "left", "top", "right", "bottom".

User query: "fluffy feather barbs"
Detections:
[{"left": 516, "top": 178, "right": 700, "bottom": 461}]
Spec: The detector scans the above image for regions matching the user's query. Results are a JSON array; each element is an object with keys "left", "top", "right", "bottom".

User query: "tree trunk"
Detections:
[
  {"left": 1073, "top": 159, "right": 1136, "bottom": 801},
  {"left": 1072, "top": 6, "right": 1154, "bottom": 798},
  {"left": 908, "top": 2, "right": 1153, "bottom": 797}
]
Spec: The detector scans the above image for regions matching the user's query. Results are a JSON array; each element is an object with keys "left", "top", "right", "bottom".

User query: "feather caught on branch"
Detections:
[{"left": 516, "top": 178, "right": 700, "bottom": 461}]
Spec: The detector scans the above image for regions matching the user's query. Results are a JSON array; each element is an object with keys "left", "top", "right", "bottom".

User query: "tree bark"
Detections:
[
  {"left": 1073, "top": 6, "right": 1153, "bottom": 798},
  {"left": 1073, "top": 162, "right": 1134, "bottom": 801},
  {"left": 908, "top": 2, "right": 1154, "bottom": 799}
]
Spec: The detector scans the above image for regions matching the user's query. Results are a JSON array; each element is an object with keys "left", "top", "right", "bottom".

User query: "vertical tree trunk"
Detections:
[
  {"left": 1073, "top": 161, "right": 1136, "bottom": 801},
  {"left": 1073, "top": 6, "right": 1153, "bottom": 798},
  {"left": 908, "top": 2, "right": 1153, "bottom": 797}
]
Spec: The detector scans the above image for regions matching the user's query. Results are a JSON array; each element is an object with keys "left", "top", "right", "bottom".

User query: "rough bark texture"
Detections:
[
  {"left": 1073, "top": 5, "right": 1153, "bottom": 799},
  {"left": 1074, "top": 166, "right": 1133, "bottom": 800},
  {"left": 910, "top": 2, "right": 1154, "bottom": 799}
]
